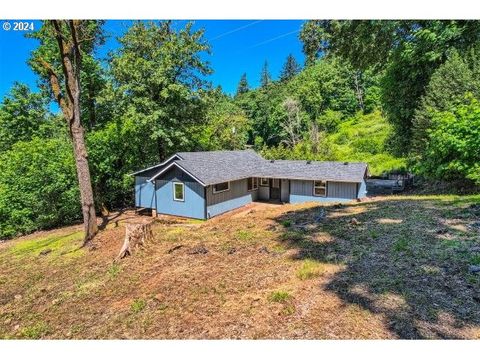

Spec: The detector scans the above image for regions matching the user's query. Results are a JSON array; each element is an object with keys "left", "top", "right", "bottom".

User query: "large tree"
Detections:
[
  {"left": 29, "top": 20, "right": 103, "bottom": 245},
  {"left": 260, "top": 61, "right": 272, "bottom": 88},
  {"left": 236, "top": 73, "right": 249, "bottom": 96},
  {"left": 110, "top": 21, "right": 211, "bottom": 162},
  {"left": 280, "top": 54, "right": 301, "bottom": 82}
]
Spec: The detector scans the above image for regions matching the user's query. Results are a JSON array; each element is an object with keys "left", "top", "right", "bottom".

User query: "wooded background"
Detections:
[{"left": 1, "top": 20, "right": 479, "bottom": 239}]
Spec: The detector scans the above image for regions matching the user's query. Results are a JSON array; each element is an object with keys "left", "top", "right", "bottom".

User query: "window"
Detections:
[
  {"left": 173, "top": 182, "right": 184, "bottom": 201},
  {"left": 260, "top": 178, "right": 269, "bottom": 186},
  {"left": 313, "top": 180, "right": 327, "bottom": 197},
  {"left": 247, "top": 177, "right": 258, "bottom": 191},
  {"left": 213, "top": 181, "right": 230, "bottom": 194}
]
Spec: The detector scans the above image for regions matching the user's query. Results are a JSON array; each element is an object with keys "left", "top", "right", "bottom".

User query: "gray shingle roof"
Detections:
[{"left": 147, "top": 150, "right": 367, "bottom": 185}]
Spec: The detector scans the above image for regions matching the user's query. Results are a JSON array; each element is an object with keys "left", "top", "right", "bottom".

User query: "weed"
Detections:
[
  {"left": 393, "top": 236, "right": 409, "bottom": 252},
  {"left": 296, "top": 260, "right": 325, "bottom": 280},
  {"left": 281, "top": 230, "right": 304, "bottom": 242},
  {"left": 268, "top": 290, "right": 292, "bottom": 303},
  {"left": 281, "top": 220, "right": 292, "bottom": 228},
  {"left": 369, "top": 229, "right": 379, "bottom": 239},
  {"left": 20, "top": 322, "right": 50, "bottom": 339},
  {"left": 108, "top": 263, "right": 121, "bottom": 278},
  {"left": 236, "top": 230, "right": 254, "bottom": 241},
  {"left": 281, "top": 304, "right": 296, "bottom": 316},
  {"left": 131, "top": 299, "right": 147, "bottom": 313},
  {"left": 470, "top": 254, "right": 480, "bottom": 266}
]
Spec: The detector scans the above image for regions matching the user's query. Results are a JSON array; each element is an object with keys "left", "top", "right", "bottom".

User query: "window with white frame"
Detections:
[
  {"left": 173, "top": 182, "right": 185, "bottom": 201},
  {"left": 313, "top": 180, "right": 327, "bottom": 197},
  {"left": 213, "top": 181, "right": 230, "bottom": 194},
  {"left": 260, "top": 178, "right": 269, "bottom": 186},
  {"left": 247, "top": 177, "right": 258, "bottom": 191}
]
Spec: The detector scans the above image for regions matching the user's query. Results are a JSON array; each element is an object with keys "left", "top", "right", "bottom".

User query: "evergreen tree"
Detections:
[
  {"left": 260, "top": 61, "right": 272, "bottom": 88},
  {"left": 280, "top": 54, "right": 300, "bottom": 82},
  {"left": 236, "top": 73, "right": 249, "bottom": 96}
]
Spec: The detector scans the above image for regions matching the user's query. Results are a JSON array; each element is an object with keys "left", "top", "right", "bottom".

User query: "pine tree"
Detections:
[
  {"left": 236, "top": 73, "right": 249, "bottom": 96},
  {"left": 280, "top": 54, "right": 300, "bottom": 82},
  {"left": 260, "top": 61, "right": 272, "bottom": 88}
]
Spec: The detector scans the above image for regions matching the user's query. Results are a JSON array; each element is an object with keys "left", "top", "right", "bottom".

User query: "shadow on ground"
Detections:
[{"left": 273, "top": 196, "right": 480, "bottom": 339}]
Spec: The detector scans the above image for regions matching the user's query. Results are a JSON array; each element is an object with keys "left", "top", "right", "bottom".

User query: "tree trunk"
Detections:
[
  {"left": 47, "top": 20, "right": 98, "bottom": 246},
  {"left": 116, "top": 221, "right": 154, "bottom": 260},
  {"left": 71, "top": 115, "right": 98, "bottom": 245}
]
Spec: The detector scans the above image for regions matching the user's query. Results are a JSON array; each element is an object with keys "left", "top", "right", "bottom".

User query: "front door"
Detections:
[{"left": 270, "top": 178, "right": 280, "bottom": 200}]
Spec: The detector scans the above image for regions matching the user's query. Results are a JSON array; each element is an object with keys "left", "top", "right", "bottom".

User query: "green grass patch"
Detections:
[
  {"left": 20, "top": 322, "right": 51, "bottom": 339},
  {"left": 131, "top": 298, "right": 147, "bottom": 313},
  {"left": 393, "top": 236, "right": 410, "bottom": 253},
  {"left": 296, "top": 260, "right": 325, "bottom": 280},
  {"left": 281, "top": 230, "right": 305, "bottom": 242},
  {"left": 236, "top": 229, "right": 254, "bottom": 242},
  {"left": 268, "top": 290, "right": 292, "bottom": 303},
  {"left": 9, "top": 231, "right": 83, "bottom": 258},
  {"left": 470, "top": 254, "right": 480, "bottom": 266},
  {"left": 281, "top": 220, "right": 292, "bottom": 228},
  {"left": 108, "top": 263, "right": 121, "bottom": 278}
]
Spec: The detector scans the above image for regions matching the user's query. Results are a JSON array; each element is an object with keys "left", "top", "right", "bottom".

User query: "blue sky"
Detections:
[{"left": 0, "top": 20, "right": 305, "bottom": 101}]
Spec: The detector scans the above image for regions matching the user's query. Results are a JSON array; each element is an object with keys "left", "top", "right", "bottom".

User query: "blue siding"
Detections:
[
  {"left": 289, "top": 180, "right": 359, "bottom": 204},
  {"left": 135, "top": 176, "right": 156, "bottom": 208},
  {"left": 155, "top": 167, "right": 206, "bottom": 219},
  {"left": 358, "top": 179, "right": 367, "bottom": 198}
]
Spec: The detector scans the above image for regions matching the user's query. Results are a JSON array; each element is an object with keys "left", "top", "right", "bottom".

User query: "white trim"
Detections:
[
  {"left": 213, "top": 181, "right": 230, "bottom": 194},
  {"left": 313, "top": 180, "right": 327, "bottom": 197},
  {"left": 148, "top": 161, "right": 206, "bottom": 186},
  {"left": 247, "top": 177, "right": 259, "bottom": 192},
  {"left": 173, "top": 182, "right": 185, "bottom": 202},
  {"left": 260, "top": 178, "right": 269, "bottom": 186},
  {"left": 130, "top": 154, "right": 183, "bottom": 176}
]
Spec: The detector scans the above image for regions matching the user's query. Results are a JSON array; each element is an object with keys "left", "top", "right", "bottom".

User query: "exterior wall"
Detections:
[
  {"left": 280, "top": 179, "right": 289, "bottom": 202},
  {"left": 258, "top": 183, "right": 270, "bottom": 200},
  {"left": 206, "top": 178, "right": 258, "bottom": 218},
  {"left": 289, "top": 180, "right": 359, "bottom": 204},
  {"left": 155, "top": 167, "right": 206, "bottom": 219},
  {"left": 135, "top": 172, "right": 157, "bottom": 208},
  {"left": 357, "top": 179, "right": 367, "bottom": 198}
]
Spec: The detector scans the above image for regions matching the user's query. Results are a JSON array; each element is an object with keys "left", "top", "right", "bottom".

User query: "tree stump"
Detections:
[{"left": 116, "top": 221, "right": 154, "bottom": 260}]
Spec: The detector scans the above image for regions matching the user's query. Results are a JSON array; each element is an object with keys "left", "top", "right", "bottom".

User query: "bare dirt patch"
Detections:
[{"left": 1, "top": 196, "right": 479, "bottom": 339}]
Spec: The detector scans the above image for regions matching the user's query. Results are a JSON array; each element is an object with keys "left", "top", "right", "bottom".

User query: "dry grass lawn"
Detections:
[{"left": 1, "top": 194, "right": 480, "bottom": 339}]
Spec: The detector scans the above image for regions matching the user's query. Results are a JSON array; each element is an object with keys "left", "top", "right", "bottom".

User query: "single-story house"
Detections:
[{"left": 132, "top": 150, "right": 368, "bottom": 219}]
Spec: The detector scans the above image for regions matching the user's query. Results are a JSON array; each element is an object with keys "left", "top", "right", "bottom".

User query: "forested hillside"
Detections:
[{"left": 1, "top": 20, "right": 479, "bottom": 239}]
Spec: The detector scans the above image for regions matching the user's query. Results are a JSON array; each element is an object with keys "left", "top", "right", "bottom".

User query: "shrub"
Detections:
[{"left": 0, "top": 137, "right": 80, "bottom": 239}]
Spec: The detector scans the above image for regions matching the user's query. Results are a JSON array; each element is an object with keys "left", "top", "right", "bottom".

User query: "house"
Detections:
[{"left": 132, "top": 150, "right": 368, "bottom": 219}]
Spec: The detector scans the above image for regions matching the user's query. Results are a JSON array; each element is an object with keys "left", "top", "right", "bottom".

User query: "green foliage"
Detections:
[
  {"left": 236, "top": 73, "right": 249, "bottom": 96},
  {"left": 0, "top": 137, "right": 80, "bottom": 239},
  {"left": 268, "top": 290, "right": 292, "bottom": 303},
  {"left": 296, "top": 260, "right": 325, "bottom": 280},
  {"left": 197, "top": 93, "right": 251, "bottom": 150},
  {"left": 418, "top": 97, "right": 480, "bottom": 185},
  {"left": 131, "top": 299, "right": 147, "bottom": 313},
  {"left": 280, "top": 54, "right": 301, "bottom": 82},
  {"left": 0, "top": 83, "right": 58, "bottom": 152},
  {"left": 412, "top": 48, "right": 480, "bottom": 152},
  {"left": 260, "top": 61, "right": 272, "bottom": 88},
  {"left": 110, "top": 21, "right": 212, "bottom": 161}
]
